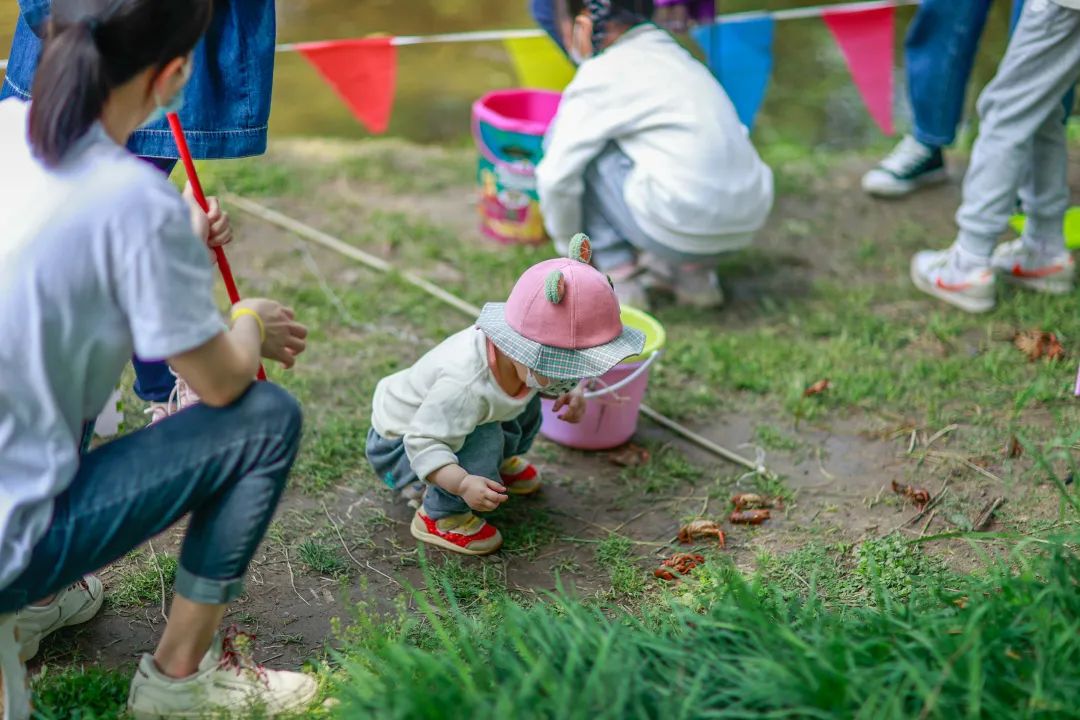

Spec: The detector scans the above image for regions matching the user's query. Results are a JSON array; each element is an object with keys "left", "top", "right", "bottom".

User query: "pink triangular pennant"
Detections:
[
  {"left": 296, "top": 38, "right": 397, "bottom": 134},
  {"left": 822, "top": 6, "right": 895, "bottom": 136}
]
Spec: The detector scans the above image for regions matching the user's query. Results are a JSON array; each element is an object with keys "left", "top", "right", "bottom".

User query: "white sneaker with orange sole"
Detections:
[
  {"left": 911, "top": 246, "right": 996, "bottom": 313},
  {"left": 991, "top": 239, "right": 1075, "bottom": 295}
]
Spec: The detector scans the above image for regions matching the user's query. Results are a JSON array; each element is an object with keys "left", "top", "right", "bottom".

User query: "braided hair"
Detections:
[{"left": 584, "top": 0, "right": 654, "bottom": 52}]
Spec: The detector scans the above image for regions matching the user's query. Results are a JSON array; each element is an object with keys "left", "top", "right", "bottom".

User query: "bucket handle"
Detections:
[{"left": 583, "top": 350, "right": 662, "bottom": 400}]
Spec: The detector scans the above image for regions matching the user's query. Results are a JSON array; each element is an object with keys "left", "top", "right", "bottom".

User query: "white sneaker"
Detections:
[
  {"left": 15, "top": 575, "right": 103, "bottom": 662},
  {"left": 991, "top": 239, "right": 1075, "bottom": 295},
  {"left": 146, "top": 370, "right": 202, "bottom": 425},
  {"left": 0, "top": 614, "right": 30, "bottom": 720},
  {"left": 862, "top": 136, "right": 948, "bottom": 198},
  {"left": 911, "top": 246, "right": 996, "bottom": 313},
  {"left": 127, "top": 629, "right": 318, "bottom": 719}
]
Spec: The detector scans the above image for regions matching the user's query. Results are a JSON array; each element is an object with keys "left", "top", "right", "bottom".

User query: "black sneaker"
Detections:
[{"left": 862, "top": 135, "right": 947, "bottom": 198}]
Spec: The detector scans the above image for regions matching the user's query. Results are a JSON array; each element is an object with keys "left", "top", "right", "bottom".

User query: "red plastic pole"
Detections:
[{"left": 167, "top": 112, "right": 267, "bottom": 381}]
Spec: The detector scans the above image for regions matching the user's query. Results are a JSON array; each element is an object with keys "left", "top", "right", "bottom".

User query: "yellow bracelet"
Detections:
[{"left": 230, "top": 307, "right": 266, "bottom": 342}]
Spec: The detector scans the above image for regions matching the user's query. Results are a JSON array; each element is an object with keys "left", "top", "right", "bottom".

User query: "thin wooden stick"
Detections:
[{"left": 147, "top": 541, "right": 168, "bottom": 622}]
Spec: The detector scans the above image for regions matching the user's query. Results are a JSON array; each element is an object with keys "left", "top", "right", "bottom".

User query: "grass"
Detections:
[
  {"left": 41, "top": 136, "right": 1080, "bottom": 716},
  {"left": 107, "top": 551, "right": 177, "bottom": 609},
  {"left": 595, "top": 534, "right": 647, "bottom": 598},
  {"left": 31, "top": 665, "right": 130, "bottom": 720},
  {"left": 334, "top": 537, "right": 1080, "bottom": 720},
  {"left": 297, "top": 539, "right": 348, "bottom": 577}
]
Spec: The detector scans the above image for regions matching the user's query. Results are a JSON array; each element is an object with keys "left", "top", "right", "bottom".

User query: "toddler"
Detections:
[
  {"left": 536, "top": 0, "right": 774, "bottom": 310},
  {"left": 366, "top": 236, "right": 645, "bottom": 555}
]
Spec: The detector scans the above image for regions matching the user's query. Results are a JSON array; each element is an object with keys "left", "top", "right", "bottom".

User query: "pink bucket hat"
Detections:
[{"left": 476, "top": 234, "right": 646, "bottom": 379}]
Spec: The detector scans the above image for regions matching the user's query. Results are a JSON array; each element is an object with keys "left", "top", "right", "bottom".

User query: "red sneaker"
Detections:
[
  {"left": 410, "top": 509, "right": 503, "bottom": 556},
  {"left": 499, "top": 456, "right": 542, "bottom": 496}
]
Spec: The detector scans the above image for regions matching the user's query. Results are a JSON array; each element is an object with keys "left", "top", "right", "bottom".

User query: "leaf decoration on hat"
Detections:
[
  {"left": 545, "top": 270, "right": 566, "bottom": 303},
  {"left": 568, "top": 233, "right": 593, "bottom": 264}
]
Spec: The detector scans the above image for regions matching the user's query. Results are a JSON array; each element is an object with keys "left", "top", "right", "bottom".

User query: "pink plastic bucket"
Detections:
[
  {"left": 472, "top": 89, "right": 562, "bottom": 245},
  {"left": 539, "top": 307, "right": 666, "bottom": 450}
]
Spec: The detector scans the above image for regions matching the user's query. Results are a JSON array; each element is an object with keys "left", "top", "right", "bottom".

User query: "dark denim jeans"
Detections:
[
  {"left": 0, "top": 383, "right": 301, "bottom": 613},
  {"left": 906, "top": 0, "right": 1072, "bottom": 148},
  {"left": 4, "top": 0, "right": 275, "bottom": 158},
  {"left": 366, "top": 396, "right": 542, "bottom": 519}
]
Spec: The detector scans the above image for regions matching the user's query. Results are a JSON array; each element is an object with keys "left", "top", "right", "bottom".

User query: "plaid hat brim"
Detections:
[{"left": 476, "top": 303, "right": 647, "bottom": 380}]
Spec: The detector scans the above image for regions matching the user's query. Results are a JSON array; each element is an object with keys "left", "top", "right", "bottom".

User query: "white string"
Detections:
[{"left": 0, "top": 0, "right": 920, "bottom": 68}]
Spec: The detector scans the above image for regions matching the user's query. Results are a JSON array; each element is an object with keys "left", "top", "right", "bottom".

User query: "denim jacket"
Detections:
[{"left": 1, "top": 0, "right": 275, "bottom": 159}]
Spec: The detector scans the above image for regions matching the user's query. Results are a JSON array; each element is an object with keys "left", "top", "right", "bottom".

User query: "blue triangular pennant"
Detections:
[{"left": 691, "top": 15, "right": 775, "bottom": 130}]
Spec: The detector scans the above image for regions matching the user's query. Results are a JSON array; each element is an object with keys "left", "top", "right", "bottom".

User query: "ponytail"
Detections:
[
  {"left": 26, "top": 0, "right": 213, "bottom": 167},
  {"left": 28, "top": 19, "right": 110, "bottom": 166}
]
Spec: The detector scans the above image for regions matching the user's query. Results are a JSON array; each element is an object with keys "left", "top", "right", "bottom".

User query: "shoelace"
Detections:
[
  {"left": 218, "top": 626, "right": 269, "bottom": 686},
  {"left": 880, "top": 136, "right": 932, "bottom": 175},
  {"left": 143, "top": 370, "right": 201, "bottom": 423}
]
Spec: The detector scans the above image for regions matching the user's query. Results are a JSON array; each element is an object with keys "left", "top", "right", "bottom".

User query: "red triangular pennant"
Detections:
[
  {"left": 296, "top": 38, "right": 397, "bottom": 134},
  {"left": 822, "top": 6, "right": 895, "bottom": 136}
]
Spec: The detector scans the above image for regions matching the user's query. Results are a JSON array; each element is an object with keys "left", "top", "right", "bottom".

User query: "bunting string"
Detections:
[{"left": 0, "top": 0, "right": 921, "bottom": 134}]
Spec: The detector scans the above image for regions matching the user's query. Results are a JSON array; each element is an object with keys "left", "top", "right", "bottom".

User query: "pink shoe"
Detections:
[{"left": 145, "top": 370, "right": 201, "bottom": 425}]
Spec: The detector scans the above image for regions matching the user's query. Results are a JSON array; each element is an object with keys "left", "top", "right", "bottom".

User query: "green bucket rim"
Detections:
[{"left": 620, "top": 306, "right": 665, "bottom": 365}]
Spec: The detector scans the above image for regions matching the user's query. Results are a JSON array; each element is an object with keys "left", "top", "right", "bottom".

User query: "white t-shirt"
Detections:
[
  {"left": 0, "top": 99, "right": 225, "bottom": 591},
  {"left": 537, "top": 24, "right": 774, "bottom": 255},
  {"left": 370, "top": 328, "right": 537, "bottom": 482}
]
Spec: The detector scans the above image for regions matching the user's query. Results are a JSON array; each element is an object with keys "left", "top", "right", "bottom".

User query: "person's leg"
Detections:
[
  {"left": 497, "top": 397, "right": 545, "bottom": 495},
  {"left": 955, "top": 4, "right": 1080, "bottom": 259},
  {"left": 582, "top": 144, "right": 641, "bottom": 273},
  {"left": 412, "top": 423, "right": 505, "bottom": 555},
  {"left": 0, "top": 383, "right": 300, "bottom": 638},
  {"left": 912, "top": 2, "right": 1080, "bottom": 312},
  {"left": 906, "top": 0, "right": 993, "bottom": 149},
  {"left": 366, "top": 428, "right": 426, "bottom": 505},
  {"left": 991, "top": 89, "right": 1076, "bottom": 294},
  {"left": 863, "top": 0, "right": 992, "bottom": 197},
  {"left": 132, "top": 157, "right": 182, "bottom": 406}
]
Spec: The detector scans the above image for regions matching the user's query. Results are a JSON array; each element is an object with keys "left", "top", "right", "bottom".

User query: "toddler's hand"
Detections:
[
  {"left": 460, "top": 475, "right": 508, "bottom": 512},
  {"left": 553, "top": 387, "right": 587, "bottom": 424}
]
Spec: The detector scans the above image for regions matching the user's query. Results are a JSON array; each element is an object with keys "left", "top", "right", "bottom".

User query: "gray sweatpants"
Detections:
[
  {"left": 583, "top": 143, "right": 727, "bottom": 271},
  {"left": 956, "top": 0, "right": 1080, "bottom": 258}
]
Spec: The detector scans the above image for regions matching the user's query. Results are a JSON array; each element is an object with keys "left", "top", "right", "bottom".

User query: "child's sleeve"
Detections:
[
  {"left": 535, "top": 76, "right": 624, "bottom": 243},
  {"left": 403, "top": 380, "right": 488, "bottom": 482}
]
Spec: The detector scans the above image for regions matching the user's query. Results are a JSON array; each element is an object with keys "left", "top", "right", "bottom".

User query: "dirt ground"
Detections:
[{"left": 35, "top": 141, "right": 1077, "bottom": 676}]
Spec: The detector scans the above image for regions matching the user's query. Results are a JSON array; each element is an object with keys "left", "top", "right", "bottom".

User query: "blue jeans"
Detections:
[
  {"left": 131, "top": 158, "right": 183, "bottom": 403},
  {"left": 907, "top": 0, "right": 1072, "bottom": 148},
  {"left": 366, "top": 396, "right": 542, "bottom": 519},
  {"left": 5, "top": 0, "right": 275, "bottom": 158},
  {"left": 0, "top": 383, "right": 301, "bottom": 612}
]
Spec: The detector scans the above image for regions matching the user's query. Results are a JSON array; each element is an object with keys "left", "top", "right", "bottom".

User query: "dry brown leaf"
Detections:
[
  {"left": 1013, "top": 330, "right": 1065, "bottom": 362},
  {"left": 804, "top": 379, "right": 830, "bottom": 397}
]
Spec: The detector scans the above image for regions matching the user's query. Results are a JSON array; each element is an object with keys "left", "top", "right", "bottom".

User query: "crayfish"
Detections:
[
  {"left": 677, "top": 520, "right": 726, "bottom": 548},
  {"left": 654, "top": 552, "right": 706, "bottom": 581},
  {"left": 729, "top": 509, "right": 771, "bottom": 525},
  {"left": 891, "top": 480, "right": 930, "bottom": 511},
  {"left": 730, "top": 493, "right": 782, "bottom": 511}
]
